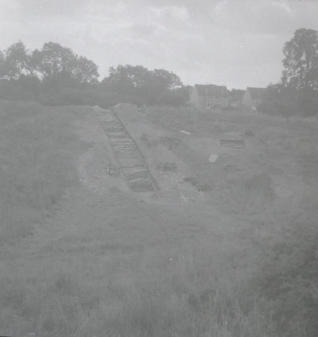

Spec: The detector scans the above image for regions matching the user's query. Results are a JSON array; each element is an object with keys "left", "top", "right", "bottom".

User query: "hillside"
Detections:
[{"left": 0, "top": 100, "right": 317, "bottom": 337}]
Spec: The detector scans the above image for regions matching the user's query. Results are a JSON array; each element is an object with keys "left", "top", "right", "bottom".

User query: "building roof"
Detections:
[
  {"left": 246, "top": 87, "right": 266, "bottom": 100},
  {"left": 194, "top": 84, "right": 228, "bottom": 97}
]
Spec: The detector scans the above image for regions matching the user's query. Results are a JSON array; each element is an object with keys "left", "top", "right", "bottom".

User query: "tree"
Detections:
[
  {"left": 152, "top": 68, "right": 182, "bottom": 90},
  {"left": 104, "top": 65, "right": 183, "bottom": 104},
  {"left": 32, "top": 42, "right": 99, "bottom": 84},
  {"left": 4, "top": 42, "right": 32, "bottom": 79},
  {"left": 107, "top": 65, "right": 149, "bottom": 92},
  {"left": 32, "top": 42, "right": 76, "bottom": 82},
  {"left": 282, "top": 28, "right": 318, "bottom": 90},
  {"left": 72, "top": 56, "right": 99, "bottom": 84}
]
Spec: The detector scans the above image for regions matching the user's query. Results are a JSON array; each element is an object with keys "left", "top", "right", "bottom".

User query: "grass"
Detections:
[
  {"left": 0, "top": 258, "right": 279, "bottom": 337},
  {"left": 0, "top": 100, "right": 84, "bottom": 245},
  {"left": 0, "top": 247, "right": 312, "bottom": 337},
  {"left": 0, "top": 100, "right": 317, "bottom": 336}
]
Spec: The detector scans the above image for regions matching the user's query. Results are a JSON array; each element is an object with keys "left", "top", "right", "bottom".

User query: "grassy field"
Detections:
[{"left": 0, "top": 100, "right": 317, "bottom": 337}]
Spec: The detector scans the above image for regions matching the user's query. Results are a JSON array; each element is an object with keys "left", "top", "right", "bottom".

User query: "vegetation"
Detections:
[
  {"left": 0, "top": 29, "right": 318, "bottom": 336},
  {"left": 0, "top": 42, "right": 188, "bottom": 107},
  {"left": 1, "top": 100, "right": 317, "bottom": 336},
  {"left": 262, "top": 28, "right": 318, "bottom": 117},
  {"left": 102, "top": 65, "right": 185, "bottom": 105},
  {"left": 282, "top": 28, "right": 318, "bottom": 91},
  {"left": 0, "top": 29, "right": 317, "bottom": 114}
]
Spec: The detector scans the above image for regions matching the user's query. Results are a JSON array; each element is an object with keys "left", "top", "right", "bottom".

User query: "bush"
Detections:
[
  {"left": 0, "top": 79, "right": 188, "bottom": 108},
  {"left": 298, "top": 88, "right": 318, "bottom": 117},
  {"left": 36, "top": 85, "right": 120, "bottom": 108},
  {"left": 260, "top": 87, "right": 299, "bottom": 117},
  {"left": 261, "top": 85, "right": 318, "bottom": 117},
  {"left": 0, "top": 77, "right": 41, "bottom": 101}
]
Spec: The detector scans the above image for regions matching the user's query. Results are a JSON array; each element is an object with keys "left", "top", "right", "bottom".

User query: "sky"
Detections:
[{"left": 0, "top": 0, "right": 317, "bottom": 88}]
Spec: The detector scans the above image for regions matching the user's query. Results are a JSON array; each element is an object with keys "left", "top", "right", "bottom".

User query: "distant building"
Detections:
[
  {"left": 242, "top": 87, "right": 266, "bottom": 111},
  {"left": 229, "top": 89, "right": 245, "bottom": 108},
  {"left": 190, "top": 84, "right": 229, "bottom": 110}
]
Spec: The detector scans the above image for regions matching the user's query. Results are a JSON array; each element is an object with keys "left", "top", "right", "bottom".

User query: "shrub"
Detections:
[{"left": 298, "top": 88, "right": 318, "bottom": 117}]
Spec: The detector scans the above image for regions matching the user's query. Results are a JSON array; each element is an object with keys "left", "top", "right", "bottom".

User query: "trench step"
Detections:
[
  {"left": 128, "top": 179, "right": 154, "bottom": 192},
  {"left": 124, "top": 170, "right": 149, "bottom": 180},
  {"left": 99, "top": 110, "right": 158, "bottom": 193}
]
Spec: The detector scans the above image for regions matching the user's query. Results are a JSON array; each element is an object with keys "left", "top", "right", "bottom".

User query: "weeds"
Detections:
[{"left": 0, "top": 101, "right": 317, "bottom": 336}]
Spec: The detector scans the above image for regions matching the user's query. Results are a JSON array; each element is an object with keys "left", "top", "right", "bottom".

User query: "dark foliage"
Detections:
[{"left": 0, "top": 42, "right": 189, "bottom": 107}]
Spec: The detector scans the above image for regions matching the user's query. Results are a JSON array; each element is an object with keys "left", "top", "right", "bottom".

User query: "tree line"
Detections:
[
  {"left": 0, "top": 41, "right": 188, "bottom": 106},
  {"left": 0, "top": 42, "right": 99, "bottom": 84},
  {"left": 262, "top": 28, "right": 318, "bottom": 117},
  {"left": 0, "top": 29, "right": 317, "bottom": 114}
]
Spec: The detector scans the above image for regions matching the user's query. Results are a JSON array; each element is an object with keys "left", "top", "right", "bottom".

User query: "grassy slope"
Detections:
[
  {"left": 0, "top": 101, "right": 317, "bottom": 337},
  {"left": 145, "top": 106, "right": 318, "bottom": 336}
]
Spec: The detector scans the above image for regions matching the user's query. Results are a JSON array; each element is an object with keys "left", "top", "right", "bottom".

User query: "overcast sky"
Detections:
[{"left": 0, "top": 0, "right": 317, "bottom": 88}]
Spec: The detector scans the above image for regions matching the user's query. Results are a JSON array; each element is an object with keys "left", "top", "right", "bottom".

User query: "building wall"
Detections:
[
  {"left": 242, "top": 90, "right": 264, "bottom": 112},
  {"left": 242, "top": 90, "right": 253, "bottom": 107},
  {"left": 190, "top": 87, "right": 202, "bottom": 109},
  {"left": 190, "top": 87, "right": 230, "bottom": 110}
]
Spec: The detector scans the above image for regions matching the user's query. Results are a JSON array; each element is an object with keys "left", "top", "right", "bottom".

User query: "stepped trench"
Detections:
[{"left": 99, "top": 109, "right": 159, "bottom": 193}]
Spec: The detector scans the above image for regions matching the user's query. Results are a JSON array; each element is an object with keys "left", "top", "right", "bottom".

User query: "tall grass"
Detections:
[
  {"left": 0, "top": 101, "right": 317, "bottom": 336},
  {"left": 0, "top": 100, "right": 81, "bottom": 245},
  {"left": 0, "top": 246, "right": 314, "bottom": 337}
]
